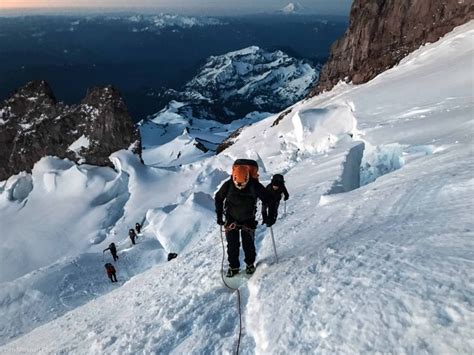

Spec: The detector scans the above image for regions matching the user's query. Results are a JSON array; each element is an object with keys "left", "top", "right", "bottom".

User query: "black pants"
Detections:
[
  {"left": 226, "top": 228, "right": 256, "bottom": 269},
  {"left": 262, "top": 201, "right": 279, "bottom": 221},
  {"left": 130, "top": 236, "right": 136, "bottom": 245},
  {"left": 111, "top": 252, "right": 118, "bottom": 262},
  {"left": 109, "top": 273, "right": 117, "bottom": 282}
]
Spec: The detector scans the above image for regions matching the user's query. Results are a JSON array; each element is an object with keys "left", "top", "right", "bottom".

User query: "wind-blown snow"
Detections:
[{"left": 0, "top": 21, "right": 473, "bottom": 354}]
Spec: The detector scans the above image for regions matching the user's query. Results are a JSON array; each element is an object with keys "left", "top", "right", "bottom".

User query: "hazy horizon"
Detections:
[{"left": 0, "top": 0, "right": 352, "bottom": 16}]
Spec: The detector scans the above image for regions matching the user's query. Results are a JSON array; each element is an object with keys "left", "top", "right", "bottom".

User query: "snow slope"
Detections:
[{"left": 0, "top": 21, "right": 473, "bottom": 354}]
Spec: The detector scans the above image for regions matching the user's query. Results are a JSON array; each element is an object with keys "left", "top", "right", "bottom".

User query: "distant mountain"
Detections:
[
  {"left": 68, "top": 13, "right": 225, "bottom": 33},
  {"left": 279, "top": 2, "right": 306, "bottom": 14},
  {"left": 154, "top": 46, "right": 318, "bottom": 124}
]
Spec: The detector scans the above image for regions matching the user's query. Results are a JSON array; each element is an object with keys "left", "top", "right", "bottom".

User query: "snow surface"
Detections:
[
  {"left": 68, "top": 134, "right": 91, "bottom": 162},
  {"left": 0, "top": 21, "right": 473, "bottom": 354},
  {"left": 140, "top": 103, "right": 271, "bottom": 167}
]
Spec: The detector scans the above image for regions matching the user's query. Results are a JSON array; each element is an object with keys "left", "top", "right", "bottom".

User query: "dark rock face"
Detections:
[
  {"left": 312, "top": 0, "right": 473, "bottom": 95},
  {"left": 0, "top": 81, "right": 141, "bottom": 181},
  {"left": 216, "top": 126, "right": 245, "bottom": 154}
]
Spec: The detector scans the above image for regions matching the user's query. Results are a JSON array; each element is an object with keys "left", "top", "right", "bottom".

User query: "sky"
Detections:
[{"left": 0, "top": 0, "right": 353, "bottom": 15}]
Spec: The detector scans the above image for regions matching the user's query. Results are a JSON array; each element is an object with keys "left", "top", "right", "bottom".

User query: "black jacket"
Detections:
[
  {"left": 265, "top": 183, "right": 289, "bottom": 203},
  {"left": 215, "top": 178, "right": 275, "bottom": 225},
  {"left": 103, "top": 243, "right": 117, "bottom": 254}
]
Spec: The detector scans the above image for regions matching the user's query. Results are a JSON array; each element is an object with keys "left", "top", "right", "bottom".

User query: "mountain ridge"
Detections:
[
  {"left": 0, "top": 81, "right": 141, "bottom": 181},
  {"left": 154, "top": 45, "right": 318, "bottom": 124},
  {"left": 312, "top": 0, "right": 473, "bottom": 94}
]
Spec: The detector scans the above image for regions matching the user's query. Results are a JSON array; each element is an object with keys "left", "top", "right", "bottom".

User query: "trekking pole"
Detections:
[
  {"left": 284, "top": 201, "right": 287, "bottom": 218},
  {"left": 269, "top": 226, "right": 279, "bottom": 264}
]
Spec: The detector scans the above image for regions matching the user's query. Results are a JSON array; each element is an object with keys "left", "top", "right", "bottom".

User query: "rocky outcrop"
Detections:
[
  {"left": 0, "top": 81, "right": 141, "bottom": 181},
  {"left": 312, "top": 0, "right": 473, "bottom": 95}
]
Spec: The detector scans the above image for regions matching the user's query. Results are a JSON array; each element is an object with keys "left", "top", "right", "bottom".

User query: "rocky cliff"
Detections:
[
  {"left": 312, "top": 0, "right": 473, "bottom": 94},
  {"left": 0, "top": 81, "right": 141, "bottom": 181}
]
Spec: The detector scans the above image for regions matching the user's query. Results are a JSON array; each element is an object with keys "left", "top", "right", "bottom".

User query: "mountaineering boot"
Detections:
[
  {"left": 246, "top": 264, "right": 256, "bottom": 275},
  {"left": 226, "top": 267, "right": 240, "bottom": 277}
]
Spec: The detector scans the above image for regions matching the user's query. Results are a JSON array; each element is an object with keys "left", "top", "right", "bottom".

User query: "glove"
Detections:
[
  {"left": 266, "top": 217, "right": 276, "bottom": 227},
  {"left": 217, "top": 216, "right": 225, "bottom": 226},
  {"left": 284, "top": 196, "right": 289, "bottom": 201}
]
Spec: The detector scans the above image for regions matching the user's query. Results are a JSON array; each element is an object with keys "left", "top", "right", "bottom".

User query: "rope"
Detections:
[
  {"left": 269, "top": 226, "right": 279, "bottom": 264},
  {"left": 219, "top": 225, "right": 243, "bottom": 355}
]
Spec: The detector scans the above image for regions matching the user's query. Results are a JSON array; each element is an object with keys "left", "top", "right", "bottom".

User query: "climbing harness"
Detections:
[
  {"left": 225, "top": 222, "right": 253, "bottom": 234},
  {"left": 219, "top": 225, "right": 243, "bottom": 355}
]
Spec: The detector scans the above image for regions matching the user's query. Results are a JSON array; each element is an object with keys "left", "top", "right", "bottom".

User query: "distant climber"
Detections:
[
  {"left": 103, "top": 242, "right": 118, "bottom": 262},
  {"left": 135, "top": 222, "right": 142, "bottom": 234},
  {"left": 105, "top": 263, "right": 117, "bottom": 283},
  {"left": 129, "top": 229, "right": 137, "bottom": 245},
  {"left": 215, "top": 160, "right": 276, "bottom": 277},
  {"left": 167, "top": 253, "right": 178, "bottom": 261},
  {"left": 262, "top": 174, "right": 289, "bottom": 224}
]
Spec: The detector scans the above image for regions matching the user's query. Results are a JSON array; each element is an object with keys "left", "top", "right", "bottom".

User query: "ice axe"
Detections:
[{"left": 269, "top": 226, "right": 279, "bottom": 264}]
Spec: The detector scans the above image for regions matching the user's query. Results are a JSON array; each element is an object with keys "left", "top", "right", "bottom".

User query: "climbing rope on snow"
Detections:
[
  {"left": 269, "top": 226, "right": 279, "bottom": 264},
  {"left": 219, "top": 225, "right": 243, "bottom": 355}
]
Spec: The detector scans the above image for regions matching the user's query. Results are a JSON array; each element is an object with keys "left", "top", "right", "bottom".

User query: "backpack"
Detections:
[
  {"left": 271, "top": 174, "right": 285, "bottom": 185},
  {"left": 168, "top": 253, "right": 178, "bottom": 261},
  {"left": 225, "top": 159, "right": 260, "bottom": 222},
  {"left": 232, "top": 159, "right": 259, "bottom": 181},
  {"left": 105, "top": 263, "right": 115, "bottom": 272}
]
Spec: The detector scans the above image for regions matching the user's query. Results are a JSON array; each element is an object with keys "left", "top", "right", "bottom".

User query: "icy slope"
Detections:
[
  {"left": 0, "top": 158, "right": 129, "bottom": 283},
  {"left": 1, "top": 21, "right": 473, "bottom": 354}
]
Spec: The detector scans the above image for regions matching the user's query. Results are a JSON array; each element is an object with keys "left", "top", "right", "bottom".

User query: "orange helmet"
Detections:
[{"left": 232, "top": 165, "right": 249, "bottom": 189}]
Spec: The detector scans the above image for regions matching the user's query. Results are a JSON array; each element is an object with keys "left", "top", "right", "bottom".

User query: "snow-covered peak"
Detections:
[
  {"left": 179, "top": 46, "right": 317, "bottom": 120},
  {"left": 280, "top": 2, "right": 306, "bottom": 14},
  {"left": 136, "top": 46, "right": 317, "bottom": 165}
]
